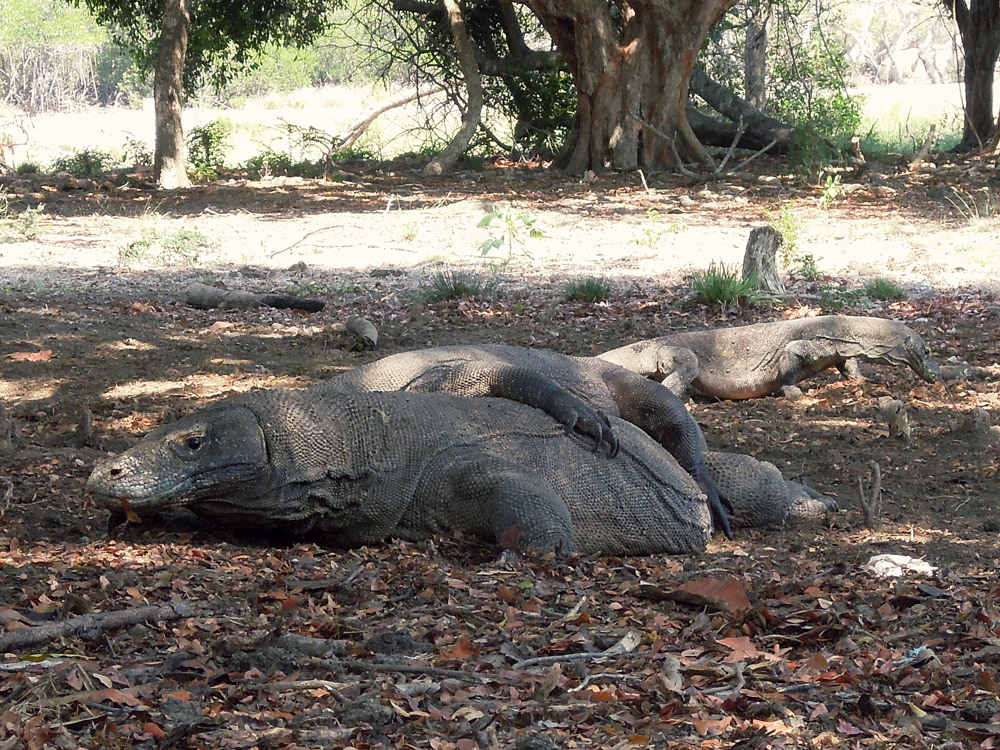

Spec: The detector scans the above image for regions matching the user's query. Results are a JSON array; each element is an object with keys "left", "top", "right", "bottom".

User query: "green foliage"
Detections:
[
  {"left": 15, "top": 163, "right": 40, "bottom": 175},
  {"left": 0, "top": 193, "right": 45, "bottom": 243},
  {"left": 187, "top": 118, "right": 233, "bottom": 175},
  {"left": 423, "top": 268, "right": 495, "bottom": 302},
  {"left": 763, "top": 202, "right": 802, "bottom": 258},
  {"left": 121, "top": 137, "right": 153, "bottom": 168},
  {"left": 864, "top": 277, "right": 905, "bottom": 301},
  {"left": 633, "top": 208, "right": 687, "bottom": 250},
  {"left": 707, "top": 0, "right": 862, "bottom": 169},
  {"left": 689, "top": 262, "right": 759, "bottom": 308},
  {"left": 70, "top": 0, "right": 332, "bottom": 94},
  {"left": 818, "top": 283, "right": 861, "bottom": 312},
  {"left": 51, "top": 148, "right": 116, "bottom": 176},
  {"left": 478, "top": 207, "right": 543, "bottom": 268},
  {"left": 790, "top": 252, "right": 821, "bottom": 281},
  {"left": 119, "top": 226, "right": 220, "bottom": 267},
  {"left": 563, "top": 277, "right": 611, "bottom": 303},
  {"left": 819, "top": 173, "right": 844, "bottom": 208}
]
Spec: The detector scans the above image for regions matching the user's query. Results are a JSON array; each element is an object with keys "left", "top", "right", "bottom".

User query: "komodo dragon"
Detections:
[
  {"left": 706, "top": 452, "right": 836, "bottom": 527},
  {"left": 599, "top": 315, "right": 940, "bottom": 400},
  {"left": 86, "top": 388, "right": 713, "bottom": 556},
  {"left": 317, "top": 344, "right": 734, "bottom": 537}
]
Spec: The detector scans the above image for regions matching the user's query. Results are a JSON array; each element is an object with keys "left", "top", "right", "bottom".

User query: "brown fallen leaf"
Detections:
[
  {"left": 638, "top": 576, "right": 751, "bottom": 613},
  {"left": 8, "top": 349, "right": 53, "bottom": 362}
]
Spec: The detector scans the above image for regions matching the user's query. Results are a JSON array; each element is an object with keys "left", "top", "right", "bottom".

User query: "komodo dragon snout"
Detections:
[
  {"left": 86, "top": 406, "right": 270, "bottom": 512},
  {"left": 889, "top": 330, "right": 940, "bottom": 383}
]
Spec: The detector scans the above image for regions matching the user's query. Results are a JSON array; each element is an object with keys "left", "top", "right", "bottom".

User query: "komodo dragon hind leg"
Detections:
[
  {"left": 601, "top": 371, "right": 733, "bottom": 539},
  {"left": 407, "top": 453, "right": 578, "bottom": 555},
  {"left": 405, "top": 363, "right": 619, "bottom": 457}
]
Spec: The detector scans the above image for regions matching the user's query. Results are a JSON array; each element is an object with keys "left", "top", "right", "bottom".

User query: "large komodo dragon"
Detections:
[
  {"left": 599, "top": 315, "right": 941, "bottom": 400},
  {"left": 86, "top": 387, "right": 715, "bottom": 556},
  {"left": 317, "top": 344, "right": 735, "bottom": 537}
]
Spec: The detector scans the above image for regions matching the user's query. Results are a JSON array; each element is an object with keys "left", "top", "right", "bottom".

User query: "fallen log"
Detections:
[
  {"left": 0, "top": 602, "right": 194, "bottom": 652},
  {"left": 185, "top": 282, "right": 325, "bottom": 312}
]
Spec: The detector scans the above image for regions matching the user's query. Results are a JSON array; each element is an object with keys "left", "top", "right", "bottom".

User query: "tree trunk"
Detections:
[
  {"left": 153, "top": 0, "right": 191, "bottom": 189},
  {"left": 688, "top": 65, "right": 795, "bottom": 152},
  {"left": 424, "top": 0, "right": 484, "bottom": 175},
  {"left": 529, "top": 0, "right": 738, "bottom": 173},
  {"left": 949, "top": 0, "right": 1000, "bottom": 151},
  {"left": 744, "top": 2, "right": 771, "bottom": 110}
]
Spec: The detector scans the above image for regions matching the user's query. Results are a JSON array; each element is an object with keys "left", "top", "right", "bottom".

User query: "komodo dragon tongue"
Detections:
[{"left": 86, "top": 405, "right": 269, "bottom": 511}]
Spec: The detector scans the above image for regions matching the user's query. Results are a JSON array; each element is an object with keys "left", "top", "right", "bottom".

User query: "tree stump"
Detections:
[{"left": 742, "top": 226, "right": 784, "bottom": 295}]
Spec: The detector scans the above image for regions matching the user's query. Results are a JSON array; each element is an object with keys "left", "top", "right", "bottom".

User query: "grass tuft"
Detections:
[
  {"left": 689, "top": 262, "right": 758, "bottom": 308},
  {"left": 864, "top": 277, "right": 905, "bottom": 301},
  {"left": 563, "top": 276, "right": 611, "bottom": 303},
  {"left": 423, "top": 268, "right": 495, "bottom": 302}
]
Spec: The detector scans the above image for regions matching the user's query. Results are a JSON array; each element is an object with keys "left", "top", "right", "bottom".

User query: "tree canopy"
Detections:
[{"left": 70, "top": 0, "right": 332, "bottom": 91}]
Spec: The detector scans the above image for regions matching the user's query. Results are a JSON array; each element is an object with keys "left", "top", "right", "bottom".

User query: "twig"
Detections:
[
  {"left": 514, "top": 629, "right": 640, "bottom": 669},
  {"left": 243, "top": 679, "right": 350, "bottom": 700},
  {"left": 269, "top": 224, "right": 346, "bottom": 258},
  {"left": 859, "top": 460, "right": 883, "bottom": 530},
  {"left": 637, "top": 169, "right": 650, "bottom": 193},
  {"left": 0, "top": 602, "right": 194, "bottom": 652},
  {"left": 337, "top": 85, "right": 446, "bottom": 149},
  {"left": 700, "top": 661, "right": 746, "bottom": 697},
  {"left": 716, "top": 116, "right": 747, "bottom": 173}
]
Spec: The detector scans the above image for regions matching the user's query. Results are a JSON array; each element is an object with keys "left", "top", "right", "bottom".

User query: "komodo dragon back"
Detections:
[
  {"left": 600, "top": 315, "right": 940, "bottom": 399},
  {"left": 86, "top": 387, "right": 713, "bottom": 556}
]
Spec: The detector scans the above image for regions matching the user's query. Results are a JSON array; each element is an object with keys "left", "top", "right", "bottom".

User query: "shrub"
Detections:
[{"left": 51, "top": 148, "right": 116, "bottom": 176}]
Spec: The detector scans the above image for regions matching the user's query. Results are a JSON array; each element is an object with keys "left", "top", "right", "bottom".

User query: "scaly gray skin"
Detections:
[
  {"left": 705, "top": 452, "right": 837, "bottom": 528},
  {"left": 86, "top": 388, "right": 712, "bottom": 556},
  {"left": 318, "top": 344, "right": 733, "bottom": 538},
  {"left": 598, "top": 316, "right": 940, "bottom": 400}
]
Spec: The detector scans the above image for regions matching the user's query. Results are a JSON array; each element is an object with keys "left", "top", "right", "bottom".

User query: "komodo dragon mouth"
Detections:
[{"left": 85, "top": 405, "right": 270, "bottom": 511}]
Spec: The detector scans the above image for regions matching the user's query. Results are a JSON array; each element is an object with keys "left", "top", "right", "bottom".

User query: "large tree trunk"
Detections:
[
  {"left": 153, "top": 0, "right": 191, "bottom": 189},
  {"left": 949, "top": 0, "right": 1000, "bottom": 151},
  {"left": 744, "top": 2, "right": 771, "bottom": 110},
  {"left": 424, "top": 0, "right": 484, "bottom": 175},
  {"left": 530, "top": 0, "right": 738, "bottom": 173}
]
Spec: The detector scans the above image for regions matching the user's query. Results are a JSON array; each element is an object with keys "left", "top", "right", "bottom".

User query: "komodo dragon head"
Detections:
[
  {"left": 862, "top": 321, "right": 940, "bottom": 383},
  {"left": 86, "top": 405, "right": 272, "bottom": 516}
]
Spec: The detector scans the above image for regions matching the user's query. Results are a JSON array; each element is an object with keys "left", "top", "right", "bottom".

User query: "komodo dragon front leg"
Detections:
[
  {"left": 329, "top": 360, "right": 618, "bottom": 456},
  {"left": 600, "top": 368, "right": 733, "bottom": 537},
  {"left": 404, "top": 362, "right": 620, "bottom": 456}
]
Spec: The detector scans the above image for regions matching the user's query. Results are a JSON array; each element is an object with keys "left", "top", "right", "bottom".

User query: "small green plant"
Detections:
[
  {"left": 633, "top": 209, "right": 687, "bottom": 250},
  {"left": 563, "top": 276, "right": 611, "bottom": 303},
  {"left": 864, "top": 277, "right": 905, "bottom": 301},
  {"left": 18, "top": 204, "right": 44, "bottom": 239},
  {"left": 423, "top": 268, "right": 495, "bottom": 302},
  {"left": 819, "top": 173, "right": 845, "bottom": 208},
  {"left": 689, "top": 262, "right": 759, "bottom": 308},
  {"left": 819, "top": 283, "right": 862, "bottom": 312},
  {"left": 478, "top": 206, "right": 543, "bottom": 268},
  {"left": 187, "top": 118, "right": 232, "bottom": 177},
  {"left": 15, "top": 162, "right": 39, "bottom": 175},
  {"left": 119, "top": 226, "right": 220, "bottom": 267},
  {"left": 122, "top": 137, "right": 153, "bottom": 167},
  {"left": 51, "top": 148, "right": 116, "bottom": 176},
  {"left": 791, "top": 253, "right": 822, "bottom": 281},
  {"left": 764, "top": 202, "right": 802, "bottom": 259}
]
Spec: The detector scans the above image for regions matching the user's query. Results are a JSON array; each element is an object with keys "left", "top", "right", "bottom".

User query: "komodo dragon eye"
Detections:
[{"left": 186, "top": 436, "right": 203, "bottom": 450}]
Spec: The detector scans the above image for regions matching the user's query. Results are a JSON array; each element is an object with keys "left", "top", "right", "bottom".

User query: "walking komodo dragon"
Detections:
[
  {"left": 599, "top": 315, "right": 941, "bottom": 400},
  {"left": 86, "top": 387, "right": 715, "bottom": 556}
]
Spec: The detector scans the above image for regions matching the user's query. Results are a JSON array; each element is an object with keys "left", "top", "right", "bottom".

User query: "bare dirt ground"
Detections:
[{"left": 0, "top": 156, "right": 999, "bottom": 749}]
